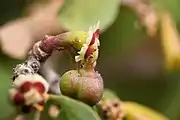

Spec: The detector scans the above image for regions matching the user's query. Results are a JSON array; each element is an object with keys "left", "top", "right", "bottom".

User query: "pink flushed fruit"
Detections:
[{"left": 60, "top": 69, "right": 104, "bottom": 106}]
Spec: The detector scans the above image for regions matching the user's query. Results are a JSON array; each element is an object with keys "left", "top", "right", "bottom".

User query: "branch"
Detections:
[
  {"left": 39, "top": 61, "right": 61, "bottom": 94},
  {"left": 12, "top": 55, "right": 41, "bottom": 81},
  {"left": 12, "top": 33, "right": 71, "bottom": 81}
]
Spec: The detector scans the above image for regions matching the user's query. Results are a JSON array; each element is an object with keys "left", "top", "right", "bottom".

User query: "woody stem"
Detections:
[{"left": 12, "top": 33, "right": 74, "bottom": 81}]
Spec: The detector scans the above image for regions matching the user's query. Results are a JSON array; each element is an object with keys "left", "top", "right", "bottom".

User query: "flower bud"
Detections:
[{"left": 9, "top": 74, "right": 49, "bottom": 113}]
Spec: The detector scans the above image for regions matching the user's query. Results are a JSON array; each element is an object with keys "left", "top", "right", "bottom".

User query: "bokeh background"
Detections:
[{"left": 1, "top": 0, "right": 180, "bottom": 120}]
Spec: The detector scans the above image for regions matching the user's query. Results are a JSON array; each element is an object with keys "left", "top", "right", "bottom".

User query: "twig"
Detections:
[
  {"left": 39, "top": 62, "right": 61, "bottom": 94},
  {"left": 14, "top": 114, "right": 25, "bottom": 120},
  {"left": 12, "top": 33, "right": 69, "bottom": 81},
  {"left": 34, "top": 111, "right": 41, "bottom": 120},
  {"left": 12, "top": 32, "right": 85, "bottom": 95}
]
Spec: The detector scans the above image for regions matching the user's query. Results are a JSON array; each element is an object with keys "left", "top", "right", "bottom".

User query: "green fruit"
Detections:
[
  {"left": 60, "top": 69, "right": 104, "bottom": 106},
  {"left": 60, "top": 70, "right": 80, "bottom": 98}
]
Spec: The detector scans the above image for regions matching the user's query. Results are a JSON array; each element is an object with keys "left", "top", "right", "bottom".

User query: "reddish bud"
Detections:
[
  {"left": 13, "top": 92, "right": 25, "bottom": 105},
  {"left": 20, "top": 81, "right": 32, "bottom": 93},
  {"left": 33, "top": 82, "right": 45, "bottom": 93}
]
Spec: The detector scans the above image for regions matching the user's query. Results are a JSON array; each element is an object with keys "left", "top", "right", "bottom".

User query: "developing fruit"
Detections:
[{"left": 60, "top": 69, "right": 104, "bottom": 106}]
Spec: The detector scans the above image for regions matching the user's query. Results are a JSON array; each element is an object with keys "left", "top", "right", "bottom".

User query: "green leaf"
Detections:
[
  {"left": 100, "top": 7, "right": 147, "bottom": 58},
  {"left": 51, "top": 95, "right": 101, "bottom": 120},
  {"left": 153, "top": 0, "right": 180, "bottom": 25},
  {"left": 102, "top": 89, "right": 119, "bottom": 100},
  {"left": 58, "top": 110, "right": 68, "bottom": 119},
  {"left": 58, "top": 0, "right": 120, "bottom": 32},
  {"left": 0, "top": 54, "right": 21, "bottom": 119}
]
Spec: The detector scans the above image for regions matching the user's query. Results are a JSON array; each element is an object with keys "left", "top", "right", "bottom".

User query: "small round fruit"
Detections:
[
  {"left": 60, "top": 69, "right": 104, "bottom": 106},
  {"left": 60, "top": 70, "right": 80, "bottom": 98}
]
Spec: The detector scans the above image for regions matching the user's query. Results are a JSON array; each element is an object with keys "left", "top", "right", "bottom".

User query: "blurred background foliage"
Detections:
[{"left": 1, "top": 0, "right": 180, "bottom": 120}]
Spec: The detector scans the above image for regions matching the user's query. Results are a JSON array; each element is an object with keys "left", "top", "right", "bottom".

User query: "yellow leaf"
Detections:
[
  {"left": 160, "top": 12, "right": 180, "bottom": 70},
  {"left": 123, "top": 102, "right": 169, "bottom": 120}
]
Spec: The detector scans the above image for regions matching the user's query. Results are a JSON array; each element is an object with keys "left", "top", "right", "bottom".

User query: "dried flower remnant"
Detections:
[
  {"left": 160, "top": 12, "right": 180, "bottom": 70},
  {"left": 9, "top": 74, "right": 49, "bottom": 113},
  {"left": 97, "top": 99, "right": 125, "bottom": 120},
  {"left": 75, "top": 21, "right": 100, "bottom": 68},
  {"left": 97, "top": 89, "right": 169, "bottom": 120}
]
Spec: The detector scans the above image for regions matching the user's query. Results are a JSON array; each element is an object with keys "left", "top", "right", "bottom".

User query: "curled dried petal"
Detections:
[
  {"left": 90, "top": 29, "right": 100, "bottom": 45},
  {"left": 75, "top": 21, "right": 100, "bottom": 63}
]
